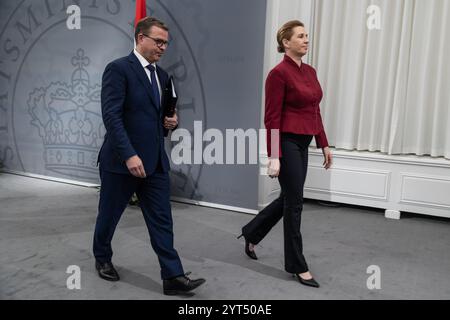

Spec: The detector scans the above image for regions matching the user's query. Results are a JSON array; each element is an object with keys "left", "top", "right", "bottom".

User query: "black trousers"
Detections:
[{"left": 242, "top": 133, "right": 312, "bottom": 274}]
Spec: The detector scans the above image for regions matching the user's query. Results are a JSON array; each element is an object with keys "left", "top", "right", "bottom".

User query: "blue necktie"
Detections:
[{"left": 146, "top": 65, "right": 160, "bottom": 109}]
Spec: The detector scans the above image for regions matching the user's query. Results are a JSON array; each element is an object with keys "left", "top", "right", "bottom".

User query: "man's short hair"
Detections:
[{"left": 134, "top": 17, "right": 169, "bottom": 42}]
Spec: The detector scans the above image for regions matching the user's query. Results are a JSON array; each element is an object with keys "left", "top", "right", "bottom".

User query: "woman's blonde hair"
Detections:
[{"left": 276, "top": 20, "right": 305, "bottom": 53}]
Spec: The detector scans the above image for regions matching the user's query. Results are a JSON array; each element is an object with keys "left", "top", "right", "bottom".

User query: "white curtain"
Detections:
[{"left": 310, "top": 0, "right": 450, "bottom": 159}]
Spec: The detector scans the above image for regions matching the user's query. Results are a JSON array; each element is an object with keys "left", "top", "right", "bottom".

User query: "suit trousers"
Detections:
[
  {"left": 93, "top": 160, "right": 184, "bottom": 280},
  {"left": 242, "top": 133, "right": 312, "bottom": 274}
]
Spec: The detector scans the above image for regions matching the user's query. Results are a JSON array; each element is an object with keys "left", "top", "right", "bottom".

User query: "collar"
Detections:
[
  {"left": 133, "top": 49, "right": 157, "bottom": 70},
  {"left": 283, "top": 54, "right": 303, "bottom": 69}
]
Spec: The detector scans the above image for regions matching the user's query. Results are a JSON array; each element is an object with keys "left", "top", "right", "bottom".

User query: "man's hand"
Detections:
[
  {"left": 164, "top": 111, "right": 178, "bottom": 130},
  {"left": 322, "top": 147, "right": 332, "bottom": 170},
  {"left": 267, "top": 158, "right": 280, "bottom": 178},
  {"left": 126, "top": 155, "right": 146, "bottom": 178}
]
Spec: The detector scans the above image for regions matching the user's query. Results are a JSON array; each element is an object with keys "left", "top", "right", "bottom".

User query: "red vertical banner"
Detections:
[{"left": 135, "top": 0, "right": 147, "bottom": 26}]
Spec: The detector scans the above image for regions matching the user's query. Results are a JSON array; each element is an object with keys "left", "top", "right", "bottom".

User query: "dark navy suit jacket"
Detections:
[{"left": 98, "top": 52, "right": 172, "bottom": 175}]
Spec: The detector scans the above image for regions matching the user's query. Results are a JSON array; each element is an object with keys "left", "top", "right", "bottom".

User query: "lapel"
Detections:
[
  {"left": 127, "top": 52, "right": 159, "bottom": 111},
  {"left": 156, "top": 65, "right": 168, "bottom": 91},
  {"left": 156, "top": 65, "right": 168, "bottom": 112}
]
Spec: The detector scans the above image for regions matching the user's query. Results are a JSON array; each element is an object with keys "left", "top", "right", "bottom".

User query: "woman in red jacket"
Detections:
[{"left": 239, "top": 20, "right": 332, "bottom": 288}]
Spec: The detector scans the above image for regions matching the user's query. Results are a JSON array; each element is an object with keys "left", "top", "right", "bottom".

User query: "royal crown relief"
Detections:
[{"left": 28, "top": 49, "right": 104, "bottom": 178}]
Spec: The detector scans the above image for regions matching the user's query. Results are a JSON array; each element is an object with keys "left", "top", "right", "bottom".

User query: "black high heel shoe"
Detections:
[
  {"left": 237, "top": 234, "right": 258, "bottom": 260},
  {"left": 293, "top": 273, "right": 320, "bottom": 288}
]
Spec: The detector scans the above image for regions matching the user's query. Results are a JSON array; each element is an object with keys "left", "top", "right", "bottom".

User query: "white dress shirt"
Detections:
[{"left": 133, "top": 49, "right": 162, "bottom": 104}]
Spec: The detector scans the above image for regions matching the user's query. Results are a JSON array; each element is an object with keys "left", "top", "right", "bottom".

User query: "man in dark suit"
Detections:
[{"left": 93, "top": 16, "right": 205, "bottom": 296}]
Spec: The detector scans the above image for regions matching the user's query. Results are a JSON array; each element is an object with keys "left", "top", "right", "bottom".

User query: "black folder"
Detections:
[{"left": 162, "top": 75, "right": 177, "bottom": 117}]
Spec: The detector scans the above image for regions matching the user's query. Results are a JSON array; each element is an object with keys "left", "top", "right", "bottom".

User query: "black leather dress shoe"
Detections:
[
  {"left": 237, "top": 234, "right": 257, "bottom": 260},
  {"left": 163, "top": 272, "right": 206, "bottom": 296},
  {"left": 95, "top": 261, "right": 120, "bottom": 282},
  {"left": 293, "top": 273, "right": 320, "bottom": 288}
]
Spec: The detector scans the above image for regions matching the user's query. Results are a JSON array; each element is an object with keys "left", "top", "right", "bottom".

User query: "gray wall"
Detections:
[{"left": 0, "top": 0, "right": 266, "bottom": 210}]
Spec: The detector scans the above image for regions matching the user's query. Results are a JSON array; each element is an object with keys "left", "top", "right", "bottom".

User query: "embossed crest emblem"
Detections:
[
  {"left": 27, "top": 49, "right": 104, "bottom": 178},
  {"left": 1, "top": 0, "right": 206, "bottom": 191}
]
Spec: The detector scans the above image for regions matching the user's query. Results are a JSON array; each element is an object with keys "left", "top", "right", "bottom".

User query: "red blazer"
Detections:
[{"left": 265, "top": 55, "right": 329, "bottom": 157}]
